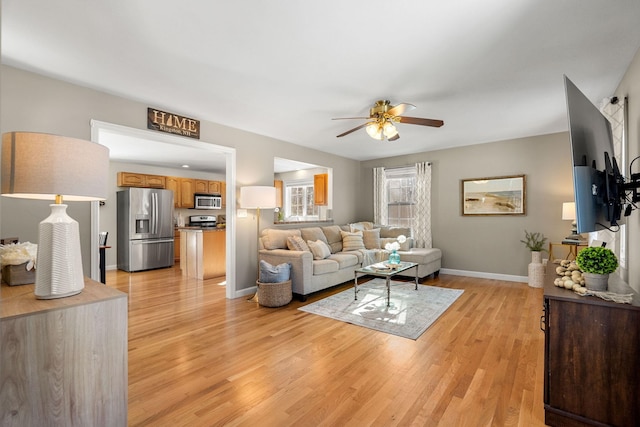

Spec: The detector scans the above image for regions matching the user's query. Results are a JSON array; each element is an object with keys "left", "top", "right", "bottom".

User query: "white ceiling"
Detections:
[{"left": 3, "top": 1, "right": 640, "bottom": 169}]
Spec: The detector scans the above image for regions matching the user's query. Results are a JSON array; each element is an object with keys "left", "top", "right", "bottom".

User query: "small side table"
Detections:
[
  {"left": 548, "top": 242, "right": 588, "bottom": 261},
  {"left": 99, "top": 245, "right": 111, "bottom": 284}
]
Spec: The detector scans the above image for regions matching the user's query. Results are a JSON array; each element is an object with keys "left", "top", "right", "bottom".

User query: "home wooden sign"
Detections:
[{"left": 147, "top": 108, "right": 200, "bottom": 139}]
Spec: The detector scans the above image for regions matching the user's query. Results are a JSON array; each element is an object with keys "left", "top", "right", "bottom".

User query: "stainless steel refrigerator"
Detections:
[{"left": 117, "top": 188, "right": 174, "bottom": 272}]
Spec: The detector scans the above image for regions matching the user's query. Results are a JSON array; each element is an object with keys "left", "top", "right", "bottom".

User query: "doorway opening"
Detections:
[{"left": 89, "top": 120, "right": 237, "bottom": 298}]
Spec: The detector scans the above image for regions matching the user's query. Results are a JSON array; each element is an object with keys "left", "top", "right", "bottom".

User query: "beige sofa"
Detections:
[{"left": 258, "top": 223, "right": 441, "bottom": 300}]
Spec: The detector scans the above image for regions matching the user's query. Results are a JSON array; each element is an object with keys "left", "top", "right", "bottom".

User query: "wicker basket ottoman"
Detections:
[{"left": 256, "top": 280, "right": 292, "bottom": 307}]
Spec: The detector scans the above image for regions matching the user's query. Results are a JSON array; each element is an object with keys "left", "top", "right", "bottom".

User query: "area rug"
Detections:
[{"left": 298, "top": 279, "right": 464, "bottom": 340}]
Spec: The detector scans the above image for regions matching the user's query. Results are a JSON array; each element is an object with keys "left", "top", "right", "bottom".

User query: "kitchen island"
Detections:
[{"left": 180, "top": 228, "right": 226, "bottom": 279}]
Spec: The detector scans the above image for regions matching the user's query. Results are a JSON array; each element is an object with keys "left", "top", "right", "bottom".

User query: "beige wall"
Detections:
[
  {"left": 0, "top": 65, "right": 361, "bottom": 294},
  {"left": 615, "top": 46, "right": 640, "bottom": 292},
  {"left": 358, "top": 133, "right": 574, "bottom": 278}
]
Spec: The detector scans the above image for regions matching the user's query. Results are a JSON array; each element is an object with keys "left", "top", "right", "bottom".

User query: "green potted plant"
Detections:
[
  {"left": 520, "top": 230, "right": 547, "bottom": 288},
  {"left": 575, "top": 246, "right": 618, "bottom": 291},
  {"left": 520, "top": 230, "right": 547, "bottom": 252}
]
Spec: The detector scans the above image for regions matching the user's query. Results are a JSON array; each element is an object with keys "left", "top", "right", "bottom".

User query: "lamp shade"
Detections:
[
  {"left": 1, "top": 132, "right": 109, "bottom": 299},
  {"left": 562, "top": 202, "right": 576, "bottom": 221},
  {"left": 2, "top": 132, "right": 109, "bottom": 201},
  {"left": 240, "top": 186, "right": 277, "bottom": 209}
]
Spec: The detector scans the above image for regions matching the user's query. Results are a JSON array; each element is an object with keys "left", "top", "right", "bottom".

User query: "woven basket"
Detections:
[{"left": 257, "top": 280, "right": 292, "bottom": 307}]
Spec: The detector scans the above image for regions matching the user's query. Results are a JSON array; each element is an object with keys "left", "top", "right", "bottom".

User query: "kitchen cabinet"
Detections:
[
  {"left": 117, "top": 172, "right": 166, "bottom": 188},
  {"left": 195, "top": 179, "right": 209, "bottom": 193},
  {"left": 174, "top": 228, "right": 181, "bottom": 263},
  {"left": 274, "top": 179, "right": 283, "bottom": 207},
  {"left": 165, "top": 176, "right": 181, "bottom": 208},
  {"left": 314, "top": 173, "right": 328, "bottom": 206},
  {"left": 543, "top": 263, "right": 640, "bottom": 426},
  {"left": 179, "top": 178, "right": 196, "bottom": 208},
  {"left": 118, "top": 172, "right": 225, "bottom": 209},
  {"left": 180, "top": 229, "right": 226, "bottom": 279},
  {"left": 220, "top": 181, "right": 227, "bottom": 207},
  {"left": 1, "top": 279, "right": 128, "bottom": 426},
  {"left": 208, "top": 180, "right": 221, "bottom": 194}
]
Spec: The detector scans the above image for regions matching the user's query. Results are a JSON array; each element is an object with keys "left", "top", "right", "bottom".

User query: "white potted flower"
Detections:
[{"left": 385, "top": 235, "right": 406, "bottom": 265}]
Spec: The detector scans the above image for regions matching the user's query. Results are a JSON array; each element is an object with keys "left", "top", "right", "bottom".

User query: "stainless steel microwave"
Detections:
[{"left": 194, "top": 193, "right": 222, "bottom": 209}]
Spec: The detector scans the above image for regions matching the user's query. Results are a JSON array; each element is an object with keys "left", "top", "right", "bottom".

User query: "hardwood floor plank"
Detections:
[{"left": 106, "top": 267, "right": 547, "bottom": 426}]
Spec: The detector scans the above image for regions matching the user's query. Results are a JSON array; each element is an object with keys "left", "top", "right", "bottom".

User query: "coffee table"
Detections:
[{"left": 354, "top": 261, "right": 419, "bottom": 307}]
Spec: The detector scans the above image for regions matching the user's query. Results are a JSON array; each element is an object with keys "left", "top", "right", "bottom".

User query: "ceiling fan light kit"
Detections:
[{"left": 334, "top": 99, "right": 443, "bottom": 141}]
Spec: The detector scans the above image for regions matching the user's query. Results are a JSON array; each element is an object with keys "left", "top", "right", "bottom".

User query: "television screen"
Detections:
[{"left": 564, "top": 75, "right": 623, "bottom": 233}]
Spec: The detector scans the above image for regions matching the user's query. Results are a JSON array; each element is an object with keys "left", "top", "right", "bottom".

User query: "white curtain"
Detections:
[
  {"left": 373, "top": 167, "right": 387, "bottom": 225},
  {"left": 413, "top": 162, "right": 432, "bottom": 248},
  {"left": 599, "top": 97, "right": 626, "bottom": 268}
]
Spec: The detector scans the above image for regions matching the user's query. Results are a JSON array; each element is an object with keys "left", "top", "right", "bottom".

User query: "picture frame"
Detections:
[{"left": 461, "top": 175, "right": 526, "bottom": 216}]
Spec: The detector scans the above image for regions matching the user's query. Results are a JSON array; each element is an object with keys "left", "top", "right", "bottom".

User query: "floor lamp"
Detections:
[
  {"left": 240, "top": 185, "right": 277, "bottom": 301},
  {"left": 1, "top": 132, "right": 109, "bottom": 299}
]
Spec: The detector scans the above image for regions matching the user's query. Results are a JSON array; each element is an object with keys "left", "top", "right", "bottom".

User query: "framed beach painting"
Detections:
[{"left": 461, "top": 175, "right": 526, "bottom": 216}]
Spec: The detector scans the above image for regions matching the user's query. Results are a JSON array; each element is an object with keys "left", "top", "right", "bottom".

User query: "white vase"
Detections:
[
  {"left": 583, "top": 272, "right": 609, "bottom": 291},
  {"left": 528, "top": 251, "right": 544, "bottom": 288}
]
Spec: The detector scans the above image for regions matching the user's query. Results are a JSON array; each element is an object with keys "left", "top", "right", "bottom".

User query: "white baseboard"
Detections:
[{"left": 440, "top": 268, "right": 528, "bottom": 283}]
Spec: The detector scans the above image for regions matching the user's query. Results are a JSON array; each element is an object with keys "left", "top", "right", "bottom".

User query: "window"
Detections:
[
  {"left": 386, "top": 167, "right": 416, "bottom": 228},
  {"left": 285, "top": 181, "right": 319, "bottom": 219}
]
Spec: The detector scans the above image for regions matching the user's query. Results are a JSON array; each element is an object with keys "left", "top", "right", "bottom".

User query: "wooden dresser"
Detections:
[
  {"left": 1, "top": 279, "right": 128, "bottom": 426},
  {"left": 543, "top": 262, "right": 640, "bottom": 426}
]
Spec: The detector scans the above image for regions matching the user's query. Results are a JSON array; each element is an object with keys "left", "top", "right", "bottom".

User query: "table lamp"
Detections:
[
  {"left": 1, "top": 132, "right": 109, "bottom": 299},
  {"left": 240, "top": 186, "right": 277, "bottom": 301},
  {"left": 562, "top": 201, "right": 584, "bottom": 241}
]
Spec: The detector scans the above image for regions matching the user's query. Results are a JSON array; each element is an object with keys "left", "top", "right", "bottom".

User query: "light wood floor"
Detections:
[{"left": 106, "top": 267, "right": 547, "bottom": 427}]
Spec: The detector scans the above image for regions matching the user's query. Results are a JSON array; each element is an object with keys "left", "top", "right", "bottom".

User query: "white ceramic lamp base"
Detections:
[{"left": 35, "top": 204, "right": 85, "bottom": 299}]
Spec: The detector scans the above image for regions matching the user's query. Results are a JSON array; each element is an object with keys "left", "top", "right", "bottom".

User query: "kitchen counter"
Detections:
[{"left": 180, "top": 229, "right": 226, "bottom": 279}]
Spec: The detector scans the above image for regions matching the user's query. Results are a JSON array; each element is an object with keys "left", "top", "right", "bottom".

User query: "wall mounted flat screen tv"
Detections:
[{"left": 564, "top": 75, "right": 623, "bottom": 234}]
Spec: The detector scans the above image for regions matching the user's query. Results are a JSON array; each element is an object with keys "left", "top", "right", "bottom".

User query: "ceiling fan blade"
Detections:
[
  {"left": 387, "top": 103, "right": 416, "bottom": 117},
  {"left": 332, "top": 117, "right": 370, "bottom": 120},
  {"left": 387, "top": 133, "right": 400, "bottom": 141},
  {"left": 336, "top": 122, "right": 369, "bottom": 138},
  {"left": 397, "top": 116, "right": 444, "bottom": 127}
]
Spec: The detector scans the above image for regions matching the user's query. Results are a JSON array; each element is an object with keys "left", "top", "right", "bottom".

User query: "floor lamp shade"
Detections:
[
  {"left": 1, "top": 132, "right": 109, "bottom": 299},
  {"left": 240, "top": 186, "right": 277, "bottom": 209}
]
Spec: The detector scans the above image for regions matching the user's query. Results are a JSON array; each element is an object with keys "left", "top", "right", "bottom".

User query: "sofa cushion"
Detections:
[
  {"left": 262, "top": 229, "right": 301, "bottom": 250},
  {"left": 363, "top": 228, "right": 381, "bottom": 249},
  {"left": 259, "top": 260, "right": 291, "bottom": 283},
  {"left": 398, "top": 248, "right": 442, "bottom": 264},
  {"left": 307, "top": 239, "right": 331, "bottom": 260},
  {"left": 286, "top": 235, "right": 310, "bottom": 252},
  {"left": 380, "top": 226, "right": 411, "bottom": 238},
  {"left": 349, "top": 221, "right": 374, "bottom": 232},
  {"left": 341, "top": 230, "right": 365, "bottom": 251},
  {"left": 301, "top": 227, "right": 328, "bottom": 244},
  {"left": 327, "top": 253, "right": 360, "bottom": 269},
  {"left": 312, "top": 259, "right": 339, "bottom": 275},
  {"left": 321, "top": 225, "right": 343, "bottom": 253}
]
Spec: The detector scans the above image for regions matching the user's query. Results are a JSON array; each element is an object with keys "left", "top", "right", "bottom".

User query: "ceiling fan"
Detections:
[{"left": 333, "top": 99, "right": 444, "bottom": 141}]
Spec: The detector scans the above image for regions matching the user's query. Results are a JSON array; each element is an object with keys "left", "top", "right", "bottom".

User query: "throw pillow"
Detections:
[
  {"left": 300, "top": 227, "right": 328, "bottom": 244},
  {"left": 349, "top": 221, "right": 374, "bottom": 232},
  {"left": 286, "top": 235, "right": 310, "bottom": 252},
  {"left": 262, "top": 229, "right": 301, "bottom": 250},
  {"left": 259, "top": 260, "right": 291, "bottom": 283},
  {"left": 307, "top": 239, "right": 331, "bottom": 260},
  {"left": 321, "top": 225, "right": 343, "bottom": 253},
  {"left": 363, "top": 228, "right": 381, "bottom": 249},
  {"left": 341, "top": 230, "right": 365, "bottom": 251}
]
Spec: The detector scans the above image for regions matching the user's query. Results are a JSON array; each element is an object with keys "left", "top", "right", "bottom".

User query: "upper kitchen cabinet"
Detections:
[
  {"left": 195, "top": 180, "right": 209, "bottom": 194},
  {"left": 219, "top": 182, "right": 226, "bottom": 207},
  {"left": 117, "top": 172, "right": 166, "bottom": 188},
  {"left": 180, "top": 178, "right": 196, "bottom": 208},
  {"left": 208, "top": 181, "right": 221, "bottom": 194},
  {"left": 314, "top": 173, "right": 328, "bottom": 206},
  {"left": 274, "top": 180, "right": 283, "bottom": 207},
  {"left": 165, "top": 176, "right": 181, "bottom": 208}
]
